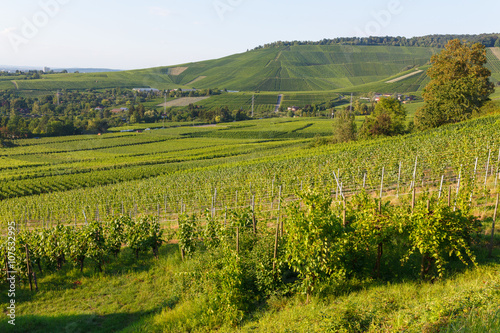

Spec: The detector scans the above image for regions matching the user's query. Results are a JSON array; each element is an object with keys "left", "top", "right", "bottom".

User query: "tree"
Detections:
[
  {"left": 415, "top": 39, "right": 494, "bottom": 130},
  {"left": 495, "top": 38, "right": 500, "bottom": 48},
  {"left": 332, "top": 107, "right": 356, "bottom": 143},
  {"left": 137, "top": 104, "right": 145, "bottom": 120},
  {"left": 353, "top": 99, "right": 362, "bottom": 115},
  {"left": 359, "top": 97, "right": 406, "bottom": 138}
]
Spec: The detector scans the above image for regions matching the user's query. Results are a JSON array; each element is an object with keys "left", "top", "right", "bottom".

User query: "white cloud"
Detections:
[{"left": 149, "top": 7, "right": 171, "bottom": 17}]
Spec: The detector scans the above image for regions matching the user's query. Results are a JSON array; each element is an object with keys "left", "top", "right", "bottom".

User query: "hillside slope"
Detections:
[
  {"left": 9, "top": 45, "right": 500, "bottom": 93},
  {"left": 9, "top": 45, "right": 440, "bottom": 93}
]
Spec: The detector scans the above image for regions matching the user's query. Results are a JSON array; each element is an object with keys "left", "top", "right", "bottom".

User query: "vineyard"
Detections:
[
  {"left": 2, "top": 45, "right": 452, "bottom": 93},
  {"left": 1, "top": 113, "right": 500, "bottom": 331},
  {"left": 1, "top": 115, "right": 499, "bottom": 228}
]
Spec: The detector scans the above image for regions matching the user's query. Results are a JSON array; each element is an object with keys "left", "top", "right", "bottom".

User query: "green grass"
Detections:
[
  {"left": 1, "top": 240, "right": 499, "bottom": 332},
  {"left": 236, "top": 263, "right": 500, "bottom": 332}
]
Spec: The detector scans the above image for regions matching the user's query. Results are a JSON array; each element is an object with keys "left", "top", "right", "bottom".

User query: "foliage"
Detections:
[
  {"left": 204, "top": 246, "right": 246, "bottom": 327},
  {"left": 41, "top": 225, "right": 67, "bottom": 270},
  {"left": 148, "top": 217, "right": 164, "bottom": 258},
  {"left": 403, "top": 196, "right": 481, "bottom": 279},
  {"left": 124, "top": 216, "right": 159, "bottom": 259},
  {"left": 0, "top": 214, "right": 166, "bottom": 280},
  {"left": 104, "top": 216, "right": 130, "bottom": 257},
  {"left": 347, "top": 192, "right": 406, "bottom": 279},
  {"left": 65, "top": 226, "right": 88, "bottom": 272},
  {"left": 416, "top": 39, "right": 495, "bottom": 129},
  {"left": 85, "top": 221, "right": 107, "bottom": 272},
  {"left": 257, "top": 34, "right": 500, "bottom": 49},
  {"left": 332, "top": 107, "right": 356, "bottom": 143},
  {"left": 203, "top": 210, "right": 221, "bottom": 250},
  {"left": 359, "top": 97, "right": 406, "bottom": 138},
  {"left": 284, "top": 190, "right": 346, "bottom": 299},
  {"left": 178, "top": 214, "right": 198, "bottom": 258}
]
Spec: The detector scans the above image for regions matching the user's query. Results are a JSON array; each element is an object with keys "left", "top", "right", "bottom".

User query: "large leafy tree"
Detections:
[{"left": 415, "top": 39, "right": 495, "bottom": 130}]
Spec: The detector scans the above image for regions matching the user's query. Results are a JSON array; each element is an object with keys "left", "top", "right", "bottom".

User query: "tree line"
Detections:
[
  {"left": 0, "top": 87, "right": 239, "bottom": 142},
  {"left": 254, "top": 33, "right": 500, "bottom": 50}
]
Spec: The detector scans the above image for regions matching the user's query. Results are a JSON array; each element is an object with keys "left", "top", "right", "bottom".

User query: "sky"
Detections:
[{"left": 0, "top": 0, "right": 499, "bottom": 70}]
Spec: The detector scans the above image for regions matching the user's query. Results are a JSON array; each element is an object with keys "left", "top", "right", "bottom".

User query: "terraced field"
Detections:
[
  {"left": 6, "top": 45, "right": 500, "bottom": 96},
  {"left": 1, "top": 45, "right": 441, "bottom": 93},
  {"left": 487, "top": 47, "right": 500, "bottom": 82}
]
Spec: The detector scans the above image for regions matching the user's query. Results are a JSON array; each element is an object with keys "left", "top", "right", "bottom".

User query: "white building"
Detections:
[{"left": 133, "top": 88, "right": 160, "bottom": 93}]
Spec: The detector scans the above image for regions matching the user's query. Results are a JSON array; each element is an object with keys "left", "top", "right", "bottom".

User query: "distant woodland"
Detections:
[{"left": 254, "top": 33, "right": 500, "bottom": 49}]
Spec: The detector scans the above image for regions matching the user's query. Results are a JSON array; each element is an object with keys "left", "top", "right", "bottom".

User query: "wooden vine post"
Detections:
[
  {"left": 342, "top": 199, "right": 347, "bottom": 228},
  {"left": 438, "top": 175, "right": 444, "bottom": 199},
  {"left": 489, "top": 193, "right": 499, "bottom": 257},
  {"left": 25, "top": 244, "right": 33, "bottom": 291},
  {"left": 448, "top": 186, "right": 452, "bottom": 207},
  {"left": 278, "top": 186, "right": 283, "bottom": 238},
  {"left": 273, "top": 217, "right": 280, "bottom": 271},
  {"left": 224, "top": 206, "right": 227, "bottom": 227},
  {"left": 411, "top": 156, "right": 418, "bottom": 190},
  {"left": 4, "top": 253, "right": 9, "bottom": 280},
  {"left": 379, "top": 167, "right": 385, "bottom": 199},
  {"left": 470, "top": 157, "right": 478, "bottom": 203},
  {"left": 273, "top": 186, "right": 282, "bottom": 271},
  {"left": 397, "top": 161, "right": 402, "bottom": 198},
  {"left": 454, "top": 166, "right": 462, "bottom": 212},
  {"left": 236, "top": 227, "right": 240, "bottom": 254},
  {"left": 485, "top": 150, "right": 491, "bottom": 189},
  {"left": 252, "top": 195, "right": 256, "bottom": 234},
  {"left": 411, "top": 187, "right": 416, "bottom": 213}
]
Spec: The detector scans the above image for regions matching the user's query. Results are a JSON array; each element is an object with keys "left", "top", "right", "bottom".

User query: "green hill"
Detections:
[
  {"left": 9, "top": 45, "right": 440, "bottom": 93},
  {"left": 8, "top": 45, "right": 500, "bottom": 94}
]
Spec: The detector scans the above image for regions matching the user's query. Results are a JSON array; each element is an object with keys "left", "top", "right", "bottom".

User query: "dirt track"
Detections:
[
  {"left": 385, "top": 70, "right": 423, "bottom": 83},
  {"left": 490, "top": 47, "right": 500, "bottom": 61},
  {"left": 157, "top": 96, "right": 210, "bottom": 107},
  {"left": 185, "top": 76, "right": 207, "bottom": 85},
  {"left": 168, "top": 67, "right": 188, "bottom": 76}
]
